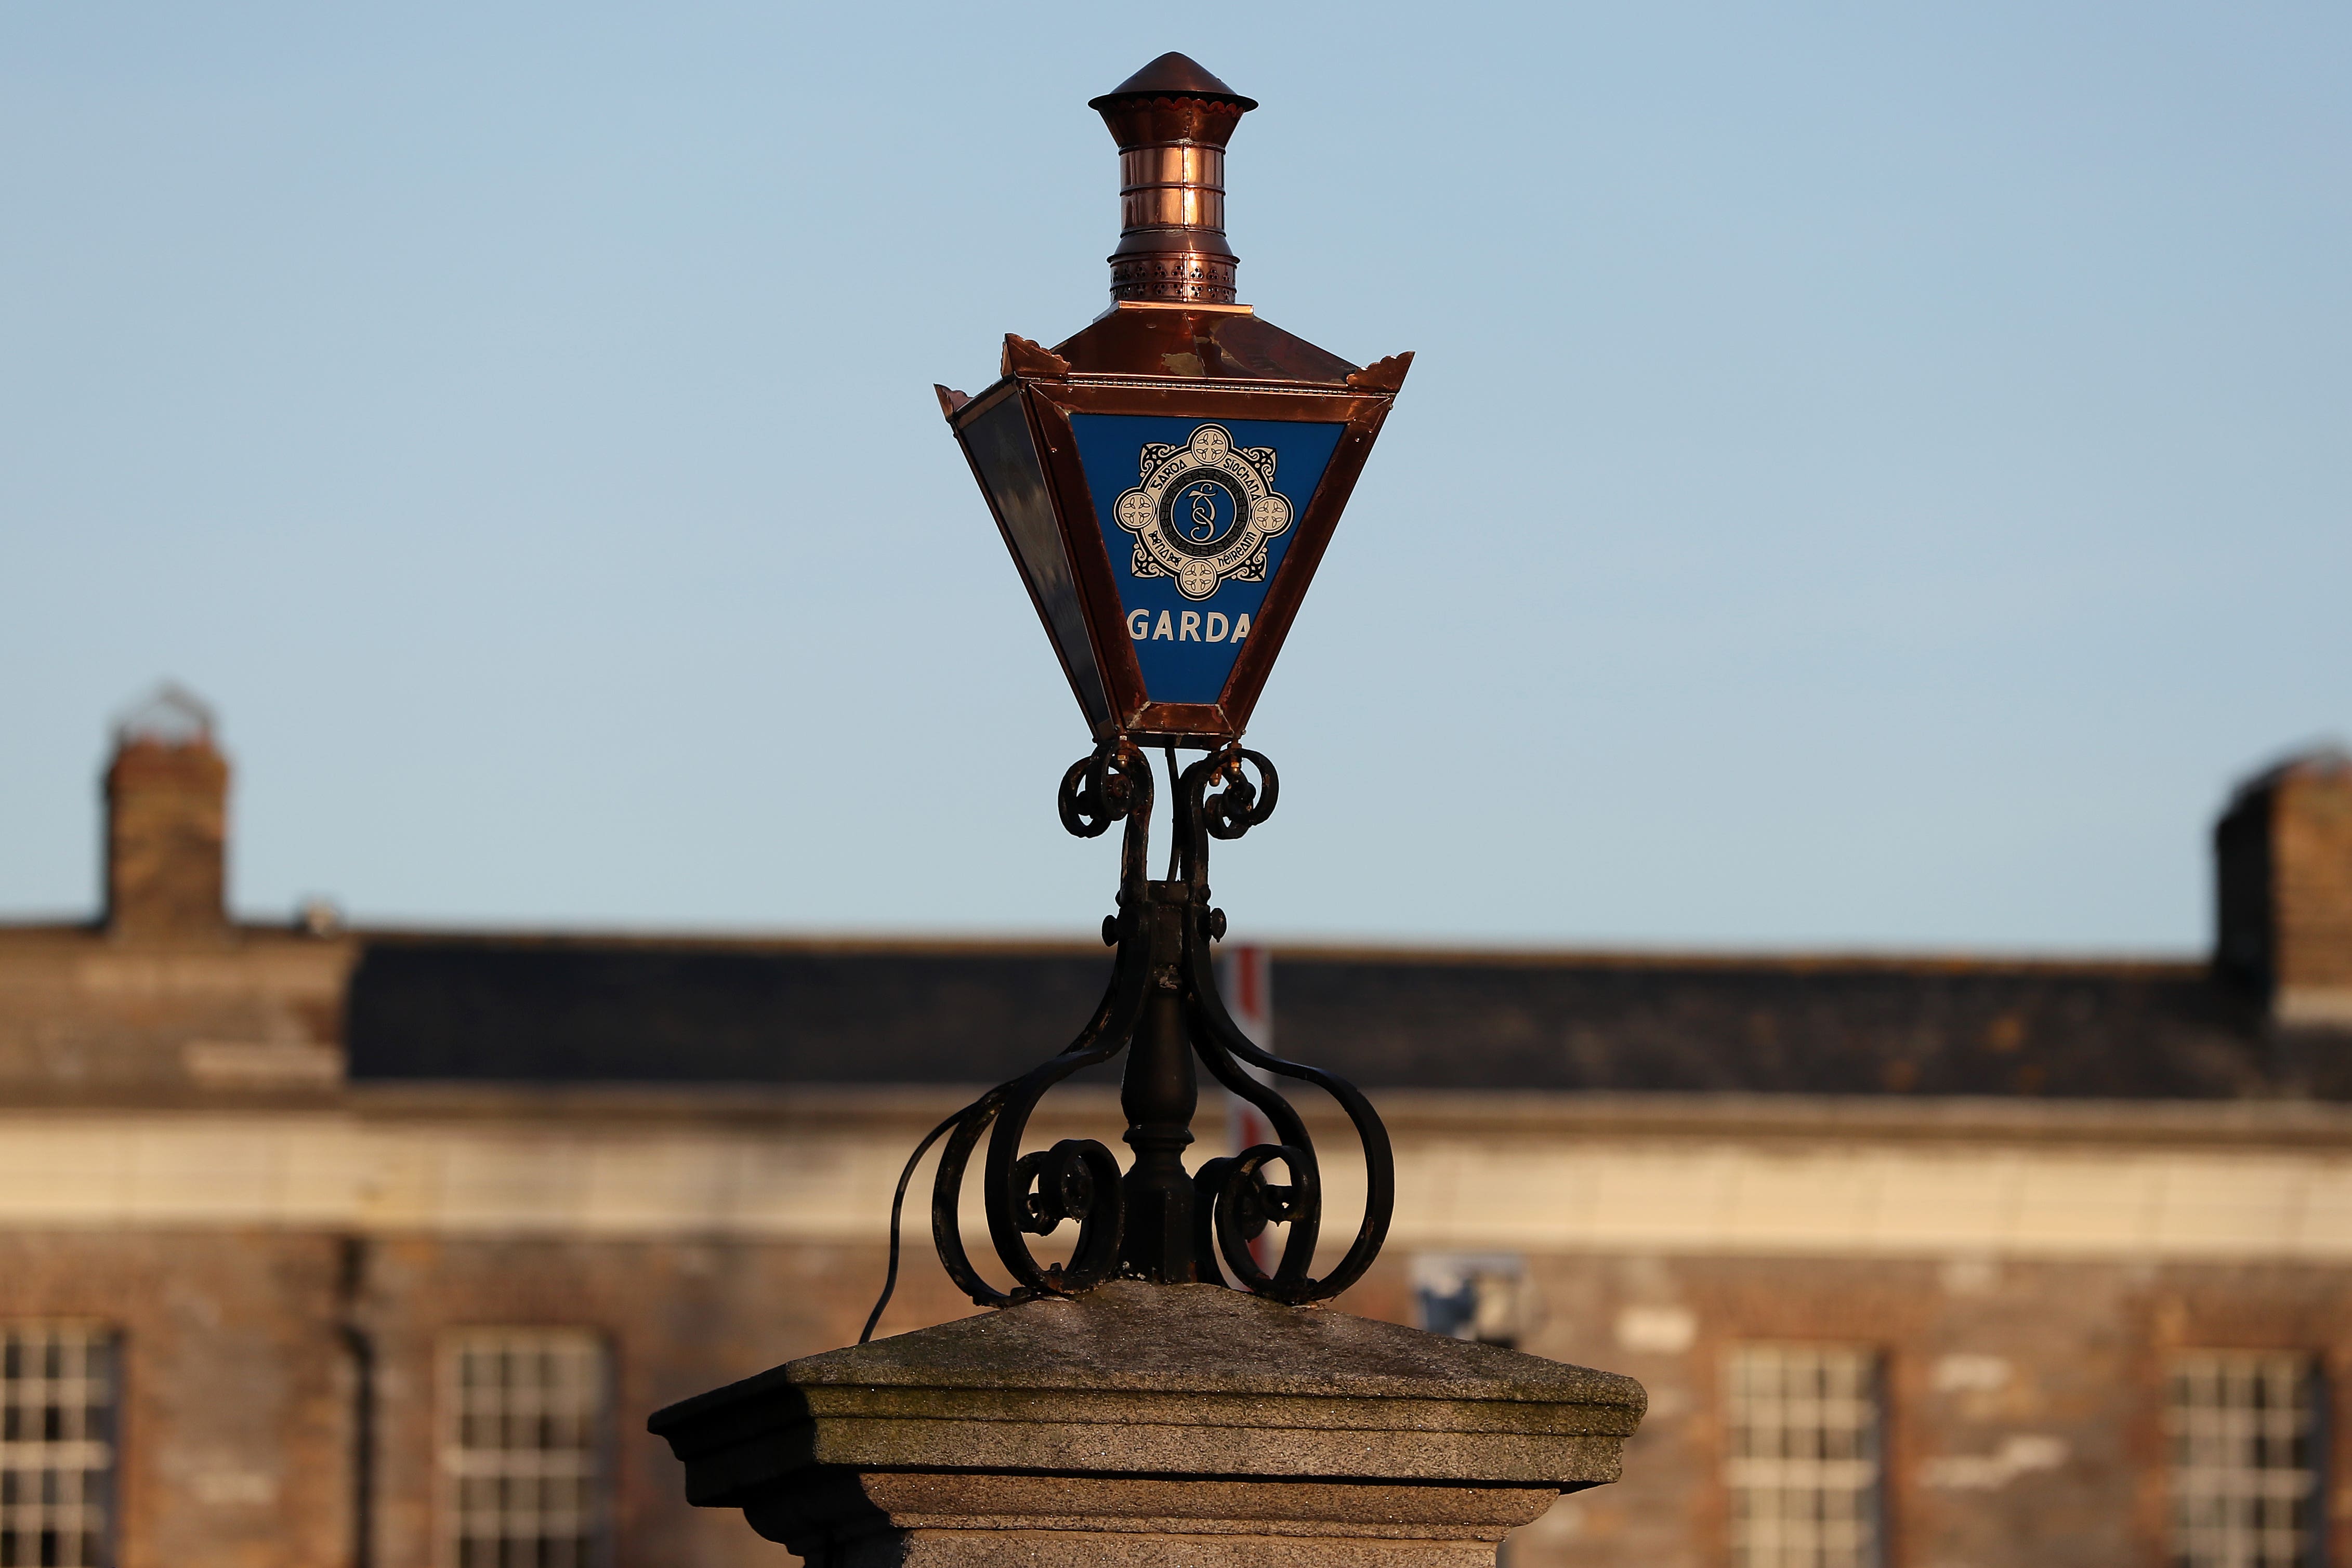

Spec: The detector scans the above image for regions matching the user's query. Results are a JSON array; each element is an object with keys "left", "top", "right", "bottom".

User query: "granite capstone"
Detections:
[{"left": 650, "top": 1281, "right": 1645, "bottom": 1566}]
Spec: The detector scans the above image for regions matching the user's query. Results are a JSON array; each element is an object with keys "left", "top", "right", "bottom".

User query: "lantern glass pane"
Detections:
[
  {"left": 962, "top": 391, "right": 1113, "bottom": 730},
  {"left": 1070, "top": 415, "right": 1344, "bottom": 706}
]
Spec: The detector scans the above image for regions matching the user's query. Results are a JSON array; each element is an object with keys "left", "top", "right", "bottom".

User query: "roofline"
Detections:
[
  {"left": 1239, "top": 940, "right": 2208, "bottom": 979},
  {"left": 0, "top": 917, "right": 2213, "bottom": 978},
  {"left": 344, "top": 924, "right": 1115, "bottom": 959},
  {"left": 345, "top": 925, "right": 2209, "bottom": 979}
]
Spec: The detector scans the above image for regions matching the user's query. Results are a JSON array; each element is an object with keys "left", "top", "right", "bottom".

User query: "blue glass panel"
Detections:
[{"left": 1069, "top": 415, "right": 1345, "bottom": 707}]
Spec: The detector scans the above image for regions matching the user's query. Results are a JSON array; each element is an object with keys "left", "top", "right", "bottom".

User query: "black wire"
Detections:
[
  {"left": 858, "top": 1104, "right": 971, "bottom": 1345},
  {"left": 1163, "top": 744, "right": 1181, "bottom": 880}
]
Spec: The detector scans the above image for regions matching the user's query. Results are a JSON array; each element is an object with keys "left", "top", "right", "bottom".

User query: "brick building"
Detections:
[{"left": 3, "top": 690, "right": 2348, "bottom": 1568}]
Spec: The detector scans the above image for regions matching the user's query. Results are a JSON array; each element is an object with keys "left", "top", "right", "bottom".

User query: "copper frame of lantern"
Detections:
[
  {"left": 865, "top": 53, "right": 1411, "bottom": 1338},
  {"left": 939, "top": 334, "right": 1409, "bottom": 748}
]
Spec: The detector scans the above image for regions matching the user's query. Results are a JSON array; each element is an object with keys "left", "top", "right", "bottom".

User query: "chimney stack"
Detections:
[
  {"left": 104, "top": 685, "right": 230, "bottom": 942},
  {"left": 2216, "top": 749, "right": 2352, "bottom": 1029}
]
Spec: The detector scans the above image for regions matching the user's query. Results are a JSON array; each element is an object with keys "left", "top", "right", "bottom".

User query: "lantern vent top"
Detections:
[
  {"left": 1088, "top": 51, "right": 1257, "bottom": 114},
  {"left": 1091, "top": 53, "right": 1255, "bottom": 307}
]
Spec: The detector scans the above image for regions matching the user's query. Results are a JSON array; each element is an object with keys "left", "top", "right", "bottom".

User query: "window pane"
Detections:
[
  {"left": 2167, "top": 1352, "right": 2319, "bottom": 1568},
  {"left": 1725, "top": 1343, "right": 1884, "bottom": 1568},
  {"left": 1410, "top": 1254, "right": 1527, "bottom": 1349},
  {"left": 0, "top": 1323, "right": 116, "bottom": 1568},
  {"left": 441, "top": 1330, "right": 608, "bottom": 1568}
]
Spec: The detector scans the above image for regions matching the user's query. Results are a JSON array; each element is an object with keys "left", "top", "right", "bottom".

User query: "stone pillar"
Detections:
[{"left": 650, "top": 1281, "right": 1644, "bottom": 1567}]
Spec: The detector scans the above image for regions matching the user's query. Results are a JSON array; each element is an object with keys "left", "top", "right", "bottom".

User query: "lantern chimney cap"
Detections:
[{"left": 1088, "top": 52, "right": 1257, "bottom": 113}]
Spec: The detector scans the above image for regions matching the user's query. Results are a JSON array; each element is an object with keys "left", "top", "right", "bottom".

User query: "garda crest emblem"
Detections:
[{"left": 1111, "top": 424, "right": 1293, "bottom": 601}]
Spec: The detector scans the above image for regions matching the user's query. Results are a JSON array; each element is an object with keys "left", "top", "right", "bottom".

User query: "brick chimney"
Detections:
[
  {"left": 2216, "top": 748, "right": 2352, "bottom": 1029},
  {"left": 104, "top": 685, "right": 231, "bottom": 941}
]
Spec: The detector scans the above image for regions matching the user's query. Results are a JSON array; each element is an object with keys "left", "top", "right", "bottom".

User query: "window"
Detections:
[
  {"left": 1413, "top": 1254, "right": 1526, "bottom": 1348},
  {"left": 0, "top": 1323, "right": 117, "bottom": 1568},
  {"left": 2167, "top": 1352, "right": 2322, "bottom": 1568},
  {"left": 440, "top": 1330, "right": 609, "bottom": 1568},
  {"left": 1725, "top": 1344, "right": 1884, "bottom": 1568}
]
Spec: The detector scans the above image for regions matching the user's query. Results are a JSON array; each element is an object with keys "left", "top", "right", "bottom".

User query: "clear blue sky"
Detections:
[{"left": 2, "top": 2, "right": 2344, "bottom": 952}]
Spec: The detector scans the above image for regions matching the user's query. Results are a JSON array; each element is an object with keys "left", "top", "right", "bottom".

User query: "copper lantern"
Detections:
[{"left": 938, "top": 52, "right": 1411, "bottom": 747}]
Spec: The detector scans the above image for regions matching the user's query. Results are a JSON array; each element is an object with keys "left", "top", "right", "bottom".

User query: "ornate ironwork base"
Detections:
[{"left": 862, "top": 741, "right": 1395, "bottom": 1339}]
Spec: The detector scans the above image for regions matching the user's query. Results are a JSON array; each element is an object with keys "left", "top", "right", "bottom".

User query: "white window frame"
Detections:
[
  {"left": 1725, "top": 1342, "right": 1886, "bottom": 1568},
  {"left": 438, "top": 1328, "right": 611, "bottom": 1568},
  {"left": 0, "top": 1321, "right": 118, "bottom": 1568},
  {"left": 2167, "top": 1351, "right": 2322, "bottom": 1568}
]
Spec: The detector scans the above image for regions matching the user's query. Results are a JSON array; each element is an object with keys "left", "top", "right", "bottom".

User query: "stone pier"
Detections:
[{"left": 650, "top": 1281, "right": 1645, "bottom": 1567}]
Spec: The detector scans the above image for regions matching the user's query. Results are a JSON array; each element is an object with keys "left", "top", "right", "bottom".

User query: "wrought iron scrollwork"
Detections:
[
  {"left": 1058, "top": 740, "right": 1151, "bottom": 840},
  {"left": 862, "top": 739, "right": 1395, "bottom": 1340}
]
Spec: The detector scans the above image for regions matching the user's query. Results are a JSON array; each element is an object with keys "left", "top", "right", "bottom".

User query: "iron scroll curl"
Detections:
[
  {"left": 1172, "top": 749, "right": 1392, "bottom": 1306},
  {"left": 861, "top": 740, "right": 1396, "bottom": 1339}
]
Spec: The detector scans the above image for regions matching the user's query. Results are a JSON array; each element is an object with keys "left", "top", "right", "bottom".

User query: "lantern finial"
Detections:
[{"left": 1090, "top": 54, "right": 1256, "bottom": 306}]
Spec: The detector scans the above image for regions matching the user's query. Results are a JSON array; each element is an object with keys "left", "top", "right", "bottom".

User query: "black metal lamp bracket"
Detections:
[{"left": 861, "top": 741, "right": 1396, "bottom": 1339}]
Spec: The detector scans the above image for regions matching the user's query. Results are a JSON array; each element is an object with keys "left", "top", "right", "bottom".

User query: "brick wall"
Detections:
[
  {"left": 0, "top": 930, "right": 356, "bottom": 1097},
  {"left": 351, "top": 1233, "right": 987, "bottom": 1568},
  {"left": 0, "top": 1230, "right": 351, "bottom": 1568},
  {"left": 1495, "top": 1253, "right": 2352, "bottom": 1568},
  {"left": 5, "top": 1224, "right": 2351, "bottom": 1565}
]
